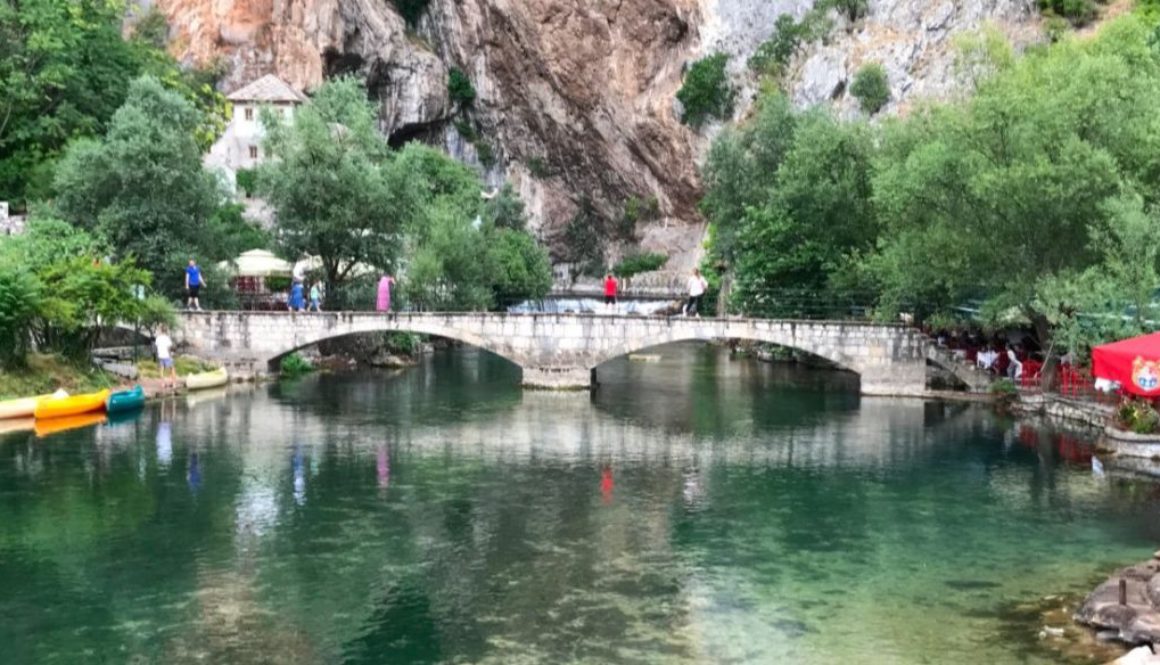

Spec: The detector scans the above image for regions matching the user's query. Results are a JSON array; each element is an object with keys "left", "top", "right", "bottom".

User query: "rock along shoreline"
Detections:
[{"left": 1076, "top": 551, "right": 1160, "bottom": 655}]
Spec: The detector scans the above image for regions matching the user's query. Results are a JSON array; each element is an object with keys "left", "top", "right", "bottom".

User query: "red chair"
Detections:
[{"left": 1060, "top": 366, "right": 1085, "bottom": 397}]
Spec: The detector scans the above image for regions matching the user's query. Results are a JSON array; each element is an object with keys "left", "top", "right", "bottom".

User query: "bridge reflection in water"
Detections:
[{"left": 1, "top": 345, "right": 1147, "bottom": 665}]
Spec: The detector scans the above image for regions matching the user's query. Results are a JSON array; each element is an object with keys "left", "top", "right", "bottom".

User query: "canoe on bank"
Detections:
[
  {"left": 106, "top": 385, "right": 145, "bottom": 414},
  {"left": 0, "top": 395, "right": 50, "bottom": 420},
  {"left": 185, "top": 368, "right": 228, "bottom": 391},
  {"left": 0, "top": 418, "right": 35, "bottom": 436},
  {"left": 34, "top": 390, "right": 110, "bottom": 420},
  {"left": 35, "top": 412, "right": 107, "bottom": 438}
]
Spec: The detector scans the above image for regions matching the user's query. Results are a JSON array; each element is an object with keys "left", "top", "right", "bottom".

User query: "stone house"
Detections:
[{"left": 204, "top": 74, "right": 306, "bottom": 196}]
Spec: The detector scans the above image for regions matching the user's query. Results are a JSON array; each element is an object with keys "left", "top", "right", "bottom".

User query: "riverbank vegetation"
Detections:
[
  {"left": 0, "top": 218, "right": 174, "bottom": 372},
  {"left": 704, "top": 14, "right": 1160, "bottom": 362},
  {"left": 0, "top": 354, "right": 115, "bottom": 400}
]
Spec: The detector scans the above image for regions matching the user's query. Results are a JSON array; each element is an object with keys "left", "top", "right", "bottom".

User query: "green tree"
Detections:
[
  {"left": 259, "top": 77, "right": 411, "bottom": 288},
  {"left": 562, "top": 199, "right": 605, "bottom": 280},
  {"left": 731, "top": 108, "right": 877, "bottom": 315},
  {"left": 404, "top": 201, "right": 493, "bottom": 311},
  {"left": 52, "top": 76, "right": 225, "bottom": 300},
  {"left": 677, "top": 53, "right": 734, "bottom": 127},
  {"left": 486, "top": 183, "right": 529, "bottom": 230},
  {"left": 850, "top": 63, "right": 890, "bottom": 114},
  {"left": 486, "top": 228, "right": 552, "bottom": 307},
  {"left": 0, "top": 216, "right": 166, "bottom": 361},
  {"left": 868, "top": 16, "right": 1160, "bottom": 349},
  {"left": 0, "top": 266, "right": 42, "bottom": 368},
  {"left": 0, "top": 0, "right": 228, "bottom": 209}
]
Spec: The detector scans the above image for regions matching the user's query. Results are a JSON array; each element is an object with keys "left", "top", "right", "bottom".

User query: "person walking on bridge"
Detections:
[
  {"left": 376, "top": 274, "right": 396, "bottom": 313},
  {"left": 603, "top": 273, "right": 619, "bottom": 313},
  {"left": 684, "top": 268, "right": 707, "bottom": 318},
  {"left": 184, "top": 259, "right": 205, "bottom": 311}
]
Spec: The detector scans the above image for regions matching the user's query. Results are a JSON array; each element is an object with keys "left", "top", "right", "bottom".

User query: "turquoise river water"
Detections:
[{"left": 2, "top": 343, "right": 1159, "bottom": 664}]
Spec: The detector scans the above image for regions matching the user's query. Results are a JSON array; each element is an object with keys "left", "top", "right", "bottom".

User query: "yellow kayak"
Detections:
[
  {"left": 185, "top": 367, "right": 228, "bottom": 391},
  {"left": 34, "top": 389, "right": 110, "bottom": 420},
  {"left": 0, "top": 395, "right": 50, "bottom": 420},
  {"left": 35, "top": 412, "right": 107, "bottom": 438}
]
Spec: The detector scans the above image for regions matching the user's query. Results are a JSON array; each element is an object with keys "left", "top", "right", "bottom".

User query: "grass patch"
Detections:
[
  {"left": 0, "top": 354, "right": 116, "bottom": 400},
  {"left": 137, "top": 357, "right": 218, "bottom": 378}
]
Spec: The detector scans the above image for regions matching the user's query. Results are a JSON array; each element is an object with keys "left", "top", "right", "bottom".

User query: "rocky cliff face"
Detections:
[{"left": 155, "top": 0, "right": 1043, "bottom": 277}]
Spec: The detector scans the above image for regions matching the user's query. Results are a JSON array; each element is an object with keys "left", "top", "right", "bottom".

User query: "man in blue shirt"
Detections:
[{"left": 185, "top": 259, "right": 206, "bottom": 311}]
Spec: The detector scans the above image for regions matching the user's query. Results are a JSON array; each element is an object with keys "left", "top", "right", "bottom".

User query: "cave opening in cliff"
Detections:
[{"left": 322, "top": 48, "right": 364, "bottom": 79}]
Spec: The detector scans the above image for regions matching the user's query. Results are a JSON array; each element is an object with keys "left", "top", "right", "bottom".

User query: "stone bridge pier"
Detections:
[{"left": 174, "top": 312, "right": 929, "bottom": 395}]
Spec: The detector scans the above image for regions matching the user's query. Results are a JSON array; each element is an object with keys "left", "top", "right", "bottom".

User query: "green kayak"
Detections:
[{"left": 106, "top": 385, "right": 145, "bottom": 414}]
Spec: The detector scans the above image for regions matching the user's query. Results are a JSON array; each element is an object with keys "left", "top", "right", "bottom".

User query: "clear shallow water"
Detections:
[{"left": 1, "top": 344, "right": 1159, "bottom": 664}]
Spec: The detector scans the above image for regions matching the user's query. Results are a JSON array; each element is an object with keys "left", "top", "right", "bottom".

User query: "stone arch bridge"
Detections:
[{"left": 174, "top": 312, "right": 929, "bottom": 394}]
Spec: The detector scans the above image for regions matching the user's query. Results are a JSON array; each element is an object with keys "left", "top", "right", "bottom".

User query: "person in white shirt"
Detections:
[
  {"left": 1006, "top": 346, "right": 1023, "bottom": 380},
  {"left": 155, "top": 327, "right": 176, "bottom": 389},
  {"left": 684, "top": 268, "right": 708, "bottom": 317}
]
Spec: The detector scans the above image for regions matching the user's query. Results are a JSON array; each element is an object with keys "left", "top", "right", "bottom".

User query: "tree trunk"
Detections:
[
  {"left": 717, "top": 272, "right": 733, "bottom": 317},
  {"left": 1030, "top": 311, "right": 1059, "bottom": 392}
]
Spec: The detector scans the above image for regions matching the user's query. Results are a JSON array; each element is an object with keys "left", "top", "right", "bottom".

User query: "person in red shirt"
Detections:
[{"left": 603, "top": 273, "right": 618, "bottom": 313}]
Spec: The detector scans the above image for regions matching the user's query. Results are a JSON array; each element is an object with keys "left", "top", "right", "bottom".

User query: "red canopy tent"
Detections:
[{"left": 1092, "top": 331, "right": 1160, "bottom": 397}]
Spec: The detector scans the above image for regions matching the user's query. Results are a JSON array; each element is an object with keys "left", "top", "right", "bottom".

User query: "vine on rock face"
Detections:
[{"left": 448, "top": 68, "right": 476, "bottom": 107}]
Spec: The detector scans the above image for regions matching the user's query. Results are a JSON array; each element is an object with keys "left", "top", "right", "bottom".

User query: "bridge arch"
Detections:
[
  {"left": 256, "top": 316, "right": 529, "bottom": 371},
  {"left": 594, "top": 329, "right": 863, "bottom": 377}
]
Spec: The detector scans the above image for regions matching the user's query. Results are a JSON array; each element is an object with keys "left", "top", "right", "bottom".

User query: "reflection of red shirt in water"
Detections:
[
  {"left": 601, "top": 467, "right": 614, "bottom": 504},
  {"left": 603, "top": 277, "right": 618, "bottom": 297}
]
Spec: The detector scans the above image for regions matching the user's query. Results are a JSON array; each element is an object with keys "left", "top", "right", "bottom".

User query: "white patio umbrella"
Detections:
[{"left": 218, "top": 249, "right": 293, "bottom": 278}]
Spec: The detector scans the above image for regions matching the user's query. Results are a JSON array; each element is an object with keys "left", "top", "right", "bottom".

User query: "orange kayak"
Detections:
[
  {"left": 35, "top": 412, "right": 107, "bottom": 438},
  {"left": 34, "top": 389, "right": 110, "bottom": 420}
]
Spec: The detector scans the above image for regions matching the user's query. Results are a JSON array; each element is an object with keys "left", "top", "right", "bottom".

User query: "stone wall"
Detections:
[{"left": 174, "top": 312, "right": 927, "bottom": 394}]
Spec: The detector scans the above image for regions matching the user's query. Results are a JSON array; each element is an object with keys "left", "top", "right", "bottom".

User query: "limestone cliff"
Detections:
[{"left": 154, "top": 0, "right": 1045, "bottom": 277}]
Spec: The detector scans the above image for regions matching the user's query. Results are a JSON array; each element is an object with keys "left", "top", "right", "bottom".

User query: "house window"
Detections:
[
  {"left": 244, "top": 107, "right": 253, "bottom": 121},
  {"left": 249, "top": 145, "right": 258, "bottom": 159}
]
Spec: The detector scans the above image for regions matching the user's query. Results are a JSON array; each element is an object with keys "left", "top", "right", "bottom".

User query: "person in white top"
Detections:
[
  {"left": 1006, "top": 346, "right": 1023, "bottom": 380},
  {"left": 155, "top": 327, "right": 176, "bottom": 389},
  {"left": 684, "top": 268, "right": 708, "bottom": 317}
]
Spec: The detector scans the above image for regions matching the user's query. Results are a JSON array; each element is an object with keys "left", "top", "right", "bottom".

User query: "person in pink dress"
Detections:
[{"left": 376, "top": 274, "right": 395, "bottom": 312}]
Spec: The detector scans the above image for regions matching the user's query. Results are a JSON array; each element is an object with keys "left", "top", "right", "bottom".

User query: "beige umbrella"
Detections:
[{"left": 218, "top": 250, "right": 293, "bottom": 278}]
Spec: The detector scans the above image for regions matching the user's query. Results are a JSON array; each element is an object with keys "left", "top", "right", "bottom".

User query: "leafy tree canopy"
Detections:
[
  {"left": 52, "top": 75, "right": 225, "bottom": 299},
  {"left": 0, "top": 0, "right": 227, "bottom": 209}
]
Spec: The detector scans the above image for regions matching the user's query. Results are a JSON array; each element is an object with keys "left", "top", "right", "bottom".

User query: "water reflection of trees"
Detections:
[{"left": 4, "top": 351, "right": 1160, "bottom": 662}]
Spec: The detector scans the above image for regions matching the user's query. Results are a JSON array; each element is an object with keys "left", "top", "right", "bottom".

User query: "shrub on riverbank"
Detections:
[
  {"left": 0, "top": 354, "right": 115, "bottom": 400},
  {"left": 137, "top": 357, "right": 217, "bottom": 378},
  {"left": 1117, "top": 400, "right": 1160, "bottom": 435},
  {"left": 278, "top": 352, "right": 314, "bottom": 378}
]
